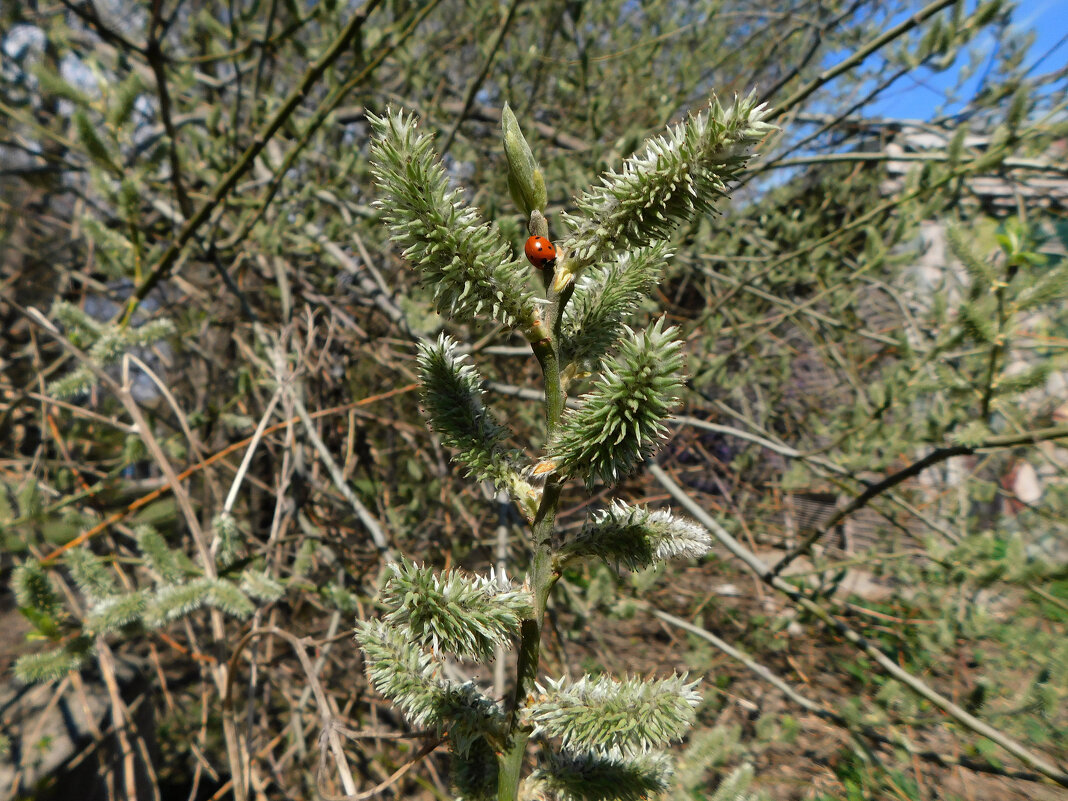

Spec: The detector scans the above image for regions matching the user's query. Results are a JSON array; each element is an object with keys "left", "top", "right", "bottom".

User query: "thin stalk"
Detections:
[
  {"left": 649, "top": 462, "right": 1068, "bottom": 788},
  {"left": 981, "top": 259, "right": 1012, "bottom": 419},
  {"left": 498, "top": 284, "right": 570, "bottom": 801},
  {"left": 773, "top": 0, "right": 956, "bottom": 117},
  {"left": 120, "top": 0, "right": 384, "bottom": 322},
  {"left": 440, "top": 0, "right": 525, "bottom": 156}
]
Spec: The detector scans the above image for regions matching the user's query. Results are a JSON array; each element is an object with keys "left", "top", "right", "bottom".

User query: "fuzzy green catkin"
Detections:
[
  {"left": 74, "top": 109, "right": 119, "bottom": 174},
  {"left": 355, "top": 619, "right": 506, "bottom": 755},
  {"left": 240, "top": 569, "right": 285, "bottom": 602},
  {"left": 13, "top": 561, "right": 61, "bottom": 617},
  {"left": 212, "top": 512, "right": 242, "bottom": 568},
  {"left": 946, "top": 223, "right": 995, "bottom": 291},
  {"left": 51, "top": 300, "right": 104, "bottom": 340},
  {"left": 46, "top": 306, "right": 175, "bottom": 398},
  {"left": 379, "top": 560, "right": 533, "bottom": 660},
  {"left": 87, "top": 591, "right": 148, "bottom": 635},
  {"left": 527, "top": 752, "right": 673, "bottom": 801},
  {"left": 65, "top": 547, "right": 118, "bottom": 602},
  {"left": 356, "top": 618, "right": 443, "bottom": 724},
  {"left": 523, "top": 674, "right": 701, "bottom": 758},
  {"left": 142, "top": 576, "right": 253, "bottom": 627},
  {"left": 14, "top": 637, "right": 93, "bottom": 684},
  {"left": 136, "top": 524, "right": 190, "bottom": 585},
  {"left": 434, "top": 683, "right": 508, "bottom": 758},
  {"left": 562, "top": 94, "right": 773, "bottom": 269},
  {"left": 707, "top": 763, "right": 757, "bottom": 801},
  {"left": 452, "top": 737, "right": 500, "bottom": 801},
  {"left": 546, "top": 319, "right": 685, "bottom": 487},
  {"left": 562, "top": 501, "right": 712, "bottom": 571},
  {"left": 368, "top": 109, "right": 538, "bottom": 332},
  {"left": 563, "top": 243, "right": 670, "bottom": 368},
  {"left": 204, "top": 577, "right": 255, "bottom": 619},
  {"left": 144, "top": 579, "right": 209, "bottom": 628},
  {"left": 1015, "top": 263, "right": 1068, "bottom": 311},
  {"left": 108, "top": 72, "right": 144, "bottom": 128},
  {"left": 417, "top": 335, "right": 537, "bottom": 510}
]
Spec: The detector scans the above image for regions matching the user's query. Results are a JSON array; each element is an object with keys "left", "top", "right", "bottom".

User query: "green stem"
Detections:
[
  {"left": 498, "top": 301, "right": 569, "bottom": 800},
  {"left": 497, "top": 482, "right": 559, "bottom": 801},
  {"left": 531, "top": 339, "right": 563, "bottom": 432},
  {"left": 980, "top": 263, "right": 1011, "bottom": 420}
]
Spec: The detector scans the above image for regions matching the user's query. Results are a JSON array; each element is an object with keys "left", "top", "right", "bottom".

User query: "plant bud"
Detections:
[{"left": 502, "top": 103, "right": 547, "bottom": 216}]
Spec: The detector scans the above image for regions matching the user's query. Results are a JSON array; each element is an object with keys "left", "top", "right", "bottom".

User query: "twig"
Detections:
[
  {"left": 773, "top": 0, "right": 957, "bottom": 118},
  {"left": 439, "top": 0, "right": 525, "bottom": 155},
  {"left": 124, "top": 352, "right": 210, "bottom": 470},
  {"left": 19, "top": 304, "right": 248, "bottom": 799},
  {"left": 648, "top": 461, "right": 1068, "bottom": 788},
  {"left": 317, "top": 736, "right": 441, "bottom": 801},
  {"left": 770, "top": 424, "right": 1068, "bottom": 577},
  {"left": 224, "top": 627, "right": 359, "bottom": 797},
  {"left": 37, "top": 383, "right": 419, "bottom": 565},
  {"left": 645, "top": 604, "right": 1050, "bottom": 783},
  {"left": 222, "top": 386, "right": 284, "bottom": 515},
  {"left": 287, "top": 383, "right": 397, "bottom": 564},
  {"left": 218, "top": 0, "right": 443, "bottom": 252},
  {"left": 764, "top": 150, "right": 1068, "bottom": 175},
  {"left": 144, "top": 21, "right": 194, "bottom": 219},
  {"left": 122, "top": 0, "right": 385, "bottom": 320},
  {"left": 58, "top": 0, "right": 146, "bottom": 55}
]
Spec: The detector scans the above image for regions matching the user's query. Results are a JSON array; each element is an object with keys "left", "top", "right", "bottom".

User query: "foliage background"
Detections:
[{"left": 1, "top": 0, "right": 1067, "bottom": 799}]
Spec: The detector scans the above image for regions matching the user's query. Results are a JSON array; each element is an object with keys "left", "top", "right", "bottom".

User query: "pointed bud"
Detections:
[{"left": 503, "top": 103, "right": 547, "bottom": 216}]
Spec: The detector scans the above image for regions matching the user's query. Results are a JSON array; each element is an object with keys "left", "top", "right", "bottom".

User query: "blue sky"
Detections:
[{"left": 867, "top": 0, "right": 1067, "bottom": 120}]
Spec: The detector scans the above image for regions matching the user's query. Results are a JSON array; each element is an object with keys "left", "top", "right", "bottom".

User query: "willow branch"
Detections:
[
  {"left": 646, "top": 604, "right": 1052, "bottom": 785},
  {"left": 440, "top": 0, "right": 525, "bottom": 155},
  {"left": 122, "top": 0, "right": 384, "bottom": 319},
  {"left": 771, "top": 424, "right": 1068, "bottom": 576},
  {"left": 648, "top": 461, "right": 1068, "bottom": 789},
  {"left": 773, "top": 0, "right": 957, "bottom": 117}
]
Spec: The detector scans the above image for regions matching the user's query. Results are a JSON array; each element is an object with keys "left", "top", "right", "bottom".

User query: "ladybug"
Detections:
[{"left": 524, "top": 235, "right": 557, "bottom": 270}]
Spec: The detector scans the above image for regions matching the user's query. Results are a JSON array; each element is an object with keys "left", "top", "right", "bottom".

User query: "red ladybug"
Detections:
[{"left": 524, "top": 235, "right": 556, "bottom": 269}]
